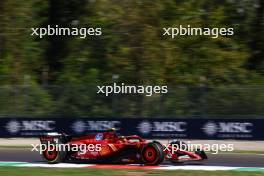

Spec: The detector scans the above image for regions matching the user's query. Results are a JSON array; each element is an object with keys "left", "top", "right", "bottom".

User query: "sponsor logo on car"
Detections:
[{"left": 95, "top": 133, "right": 104, "bottom": 140}]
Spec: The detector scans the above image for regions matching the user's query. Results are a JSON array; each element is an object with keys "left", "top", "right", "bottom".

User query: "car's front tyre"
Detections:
[{"left": 141, "top": 142, "right": 165, "bottom": 165}]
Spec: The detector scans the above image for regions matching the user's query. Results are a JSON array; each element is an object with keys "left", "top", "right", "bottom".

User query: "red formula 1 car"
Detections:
[{"left": 39, "top": 129, "right": 207, "bottom": 165}]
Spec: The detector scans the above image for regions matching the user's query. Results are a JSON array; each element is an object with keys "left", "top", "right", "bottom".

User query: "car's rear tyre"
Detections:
[
  {"left": 141, "top": 142, "right": 165, "bottom": 165},
  {"left": 41, "top": 138, "right": 67, "bottom": 164}
]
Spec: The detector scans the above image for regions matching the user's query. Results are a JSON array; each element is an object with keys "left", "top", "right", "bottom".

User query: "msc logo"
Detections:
[
  {"left": 202, "top": 121, "right": 253, "bottom": 136},
  {"left": 138, "top": 121, "right": 187, "bottom": 135},
  {"left": 72, "top": 120, "right": 86, "bottom": 133},
  {"left": 72, "top": 120, "right": 121, "bottom": 133},
  {"left": 5, "top": 120, "right": 20, "bottom": 134},
  {"left": 137, "top": 121, "right": 152, "bottom": 135},
  {"left": 6, "top": 120, "right": 55, "bottom": 134},
  {"left": 202, "top": 122, "right": 218, "bottom": 136}
]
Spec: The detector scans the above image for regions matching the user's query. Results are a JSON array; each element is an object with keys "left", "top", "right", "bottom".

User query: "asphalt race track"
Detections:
[{"left": 0, "top": 148, "right": 264, "bottom": 167}]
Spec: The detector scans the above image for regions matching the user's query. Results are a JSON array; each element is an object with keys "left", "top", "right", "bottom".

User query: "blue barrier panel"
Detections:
[{"left": 0, "top": 118, "right": 263, "bottom": 140}]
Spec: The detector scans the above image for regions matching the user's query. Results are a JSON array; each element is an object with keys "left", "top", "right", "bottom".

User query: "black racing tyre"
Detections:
[
  {"left": 141, "top": 142, "right": 165, "bottom": 165},
  {"left": 41, "top": 137, "right": 67, "bottom": 164},
  {"left": 152, "top": 141, "right": 165, "bottom": 163}
]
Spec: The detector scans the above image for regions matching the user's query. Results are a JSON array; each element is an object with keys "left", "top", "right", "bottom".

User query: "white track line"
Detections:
[
  {"left": 156, "top": 165, "right": 240, "bottom": 171},
  {"left": 19, "top": 163, "right": 93, "bottom": 168}
]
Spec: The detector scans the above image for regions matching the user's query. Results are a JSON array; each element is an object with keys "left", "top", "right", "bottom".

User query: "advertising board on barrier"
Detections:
[
  {"left": 0, "top": 118, "right": 263, "bottom": 140},
  {"left": 4, "top": 119, "right": 56, "bottom": 136},
  {"left": 137, "top": 120, "right": 187, "bottom": 138},
  {"left": 202, "top": 121, "right": 253, "bottom": 139},
  {"left": 71, "top": 120, "right": 121, "bottom": 133}
]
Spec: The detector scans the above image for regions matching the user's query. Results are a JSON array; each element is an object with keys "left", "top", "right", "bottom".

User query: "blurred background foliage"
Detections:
[{"left": 0, "top": 0, "right": 263, "bottom": 118}]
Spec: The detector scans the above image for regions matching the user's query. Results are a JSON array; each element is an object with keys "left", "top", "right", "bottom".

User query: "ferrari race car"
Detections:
[{"left": 39, "top": 129, "right": 207, "bottom": 165}]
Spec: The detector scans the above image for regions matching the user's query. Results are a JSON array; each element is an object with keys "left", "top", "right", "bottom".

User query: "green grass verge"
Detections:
[{"left": 0, "top": 167, "right": 263, "bottom": 176}]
